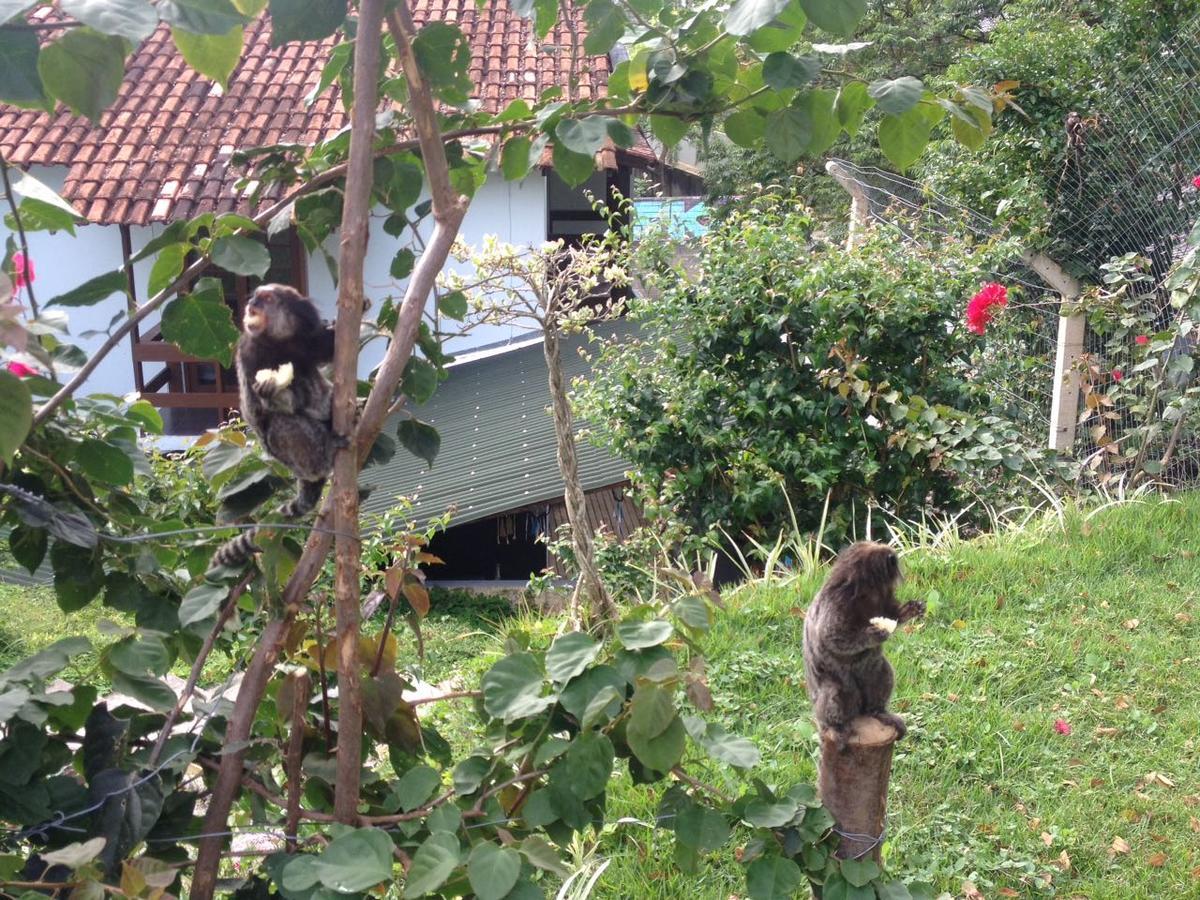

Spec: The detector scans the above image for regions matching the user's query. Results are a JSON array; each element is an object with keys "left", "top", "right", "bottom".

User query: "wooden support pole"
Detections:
[
  {"left": 817, "top": 717, "right": 898, "bottom": 863},
  {"left": 825, "top": 160, "right": 871, "bottom": 251},
  {"left": 1021, "top": 251, "right": 1084, "bottom": 453}
]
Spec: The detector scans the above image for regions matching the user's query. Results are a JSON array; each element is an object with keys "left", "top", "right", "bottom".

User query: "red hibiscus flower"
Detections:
[
  {"left": 1135, "top": 334, "right": 1149, "bottom": 345},
  {"left": 1193, "top": 175, "right": 1200, "bottom": 189},
  {"left": 1054, "top": 718, "right": 1071, "bottom": 735},
  {"left": 966, "top": 282, "right": 1008, "bottom": 335},
  {"left": 6, "top": 360, "right": 36, "bottom": 378},
  {"left": 1112, "top": 368, "right": 1124, "bottom": 382},
  {"left": 12, "top": 252, "right": 34, "bottom": 290}
]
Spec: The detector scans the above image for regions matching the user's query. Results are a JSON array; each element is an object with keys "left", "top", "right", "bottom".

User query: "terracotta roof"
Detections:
[{"left": 0, "top": 2, "right": 644, "bottom": 226}]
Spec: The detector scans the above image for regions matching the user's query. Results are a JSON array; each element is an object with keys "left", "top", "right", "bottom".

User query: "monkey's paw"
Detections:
[
  {"left": 254, "top": 363, "right": 294, "bottom": 397},
  {"left": 869, "top": 616, "right": 897, "bottom": 634},
  {"left": 898, "top": 600, "right": 926, "bottom": 623}
]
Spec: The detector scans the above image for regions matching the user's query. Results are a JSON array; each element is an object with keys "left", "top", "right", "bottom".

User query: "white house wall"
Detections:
[{"left": 2, "top": 167, "right": 549, "bottom": 402}]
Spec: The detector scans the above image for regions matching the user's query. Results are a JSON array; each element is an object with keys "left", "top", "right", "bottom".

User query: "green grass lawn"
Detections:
[{"left": 2, "top": 496, "right": 1197, "bottom": 898}]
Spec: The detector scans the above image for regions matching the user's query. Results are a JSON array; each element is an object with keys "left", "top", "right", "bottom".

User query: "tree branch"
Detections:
[{"left": 1, "top": 152, "right": 39, "bottom": 317}]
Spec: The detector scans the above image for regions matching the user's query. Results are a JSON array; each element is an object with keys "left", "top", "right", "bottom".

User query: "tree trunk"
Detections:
[
  {"left": 817, "top": 716, "right": 897, "bottom": 863},
  {"left": 542, "top": 327, "right": 616, "bottom": 624}
]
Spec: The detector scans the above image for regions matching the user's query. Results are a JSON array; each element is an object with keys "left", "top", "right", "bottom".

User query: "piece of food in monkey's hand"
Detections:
[
  {"left": 869, "top": 616, "right": 898, "bottom": 634},
  {"left": 255, "top": 362, "right": 294, "bottom": 392}
]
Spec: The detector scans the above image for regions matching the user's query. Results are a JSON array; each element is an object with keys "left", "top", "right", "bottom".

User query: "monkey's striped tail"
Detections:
[{"left": 209, "top": 530, "right": 261, "bottom": 570}]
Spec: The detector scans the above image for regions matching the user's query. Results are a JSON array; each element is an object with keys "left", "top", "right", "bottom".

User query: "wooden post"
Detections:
[
  {"left": 1021, "top": 252, "right": 1084, "bottom": 453},
  {"left": 817, "top": 716, "right": 898, "bottom": 862},
  {"left": 825, "top": 160, "right": 871, "bottom": 251}
]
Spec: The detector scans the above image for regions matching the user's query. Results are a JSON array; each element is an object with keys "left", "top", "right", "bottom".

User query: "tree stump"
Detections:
[{"left": 817, "top": 715, "right": 899, "bottom": 862}]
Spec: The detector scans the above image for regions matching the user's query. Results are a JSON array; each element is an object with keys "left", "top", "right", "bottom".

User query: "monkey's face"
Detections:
[
  {"left": 244, "top": 284, "right": 302, "bottom": 340},
  {"left": 836, "top": 541, "right": 902, "bottom": 592}
]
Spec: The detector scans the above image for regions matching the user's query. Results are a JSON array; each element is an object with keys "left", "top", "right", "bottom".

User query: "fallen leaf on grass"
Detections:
[
  {"left": 998, "top": 890, "right": 1019, "bottom": 898},
  {"left": 1111, "top": 836, "right": 1131, "bottom": 854},
  {"left": 1189, "top": 816, "right": 1199, "bottom": 834},
  {"left": 1094, "top": 726, "right": 1119, "bottom": 738},
  {"left": 1041, "top": 831, "right": 1054, "bottom": 847},
  {"left": 1055, "top": 850, "right": 1071, "bottom": 871},
  {"left": 1123, "top": 618, "right": 1139, "bottom": 630},
  {"left": 1114, "top": 695, "right": 1131, "bottom": 709},
  {"left": 1148, "top": 852, "right": 1168, "bottom": 868},
  {"left": 962, "top": 880, "right": 985, "bottom": 900}
]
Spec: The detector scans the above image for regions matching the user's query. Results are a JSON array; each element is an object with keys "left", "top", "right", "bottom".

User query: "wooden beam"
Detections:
[{"left": 1022, "top": 251, "right": 1084, "bottom": 453}]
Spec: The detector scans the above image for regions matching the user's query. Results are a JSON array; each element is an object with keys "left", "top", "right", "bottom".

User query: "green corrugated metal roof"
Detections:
[{"left": 361, "top": 322, "right": 635, "bottom": 527}]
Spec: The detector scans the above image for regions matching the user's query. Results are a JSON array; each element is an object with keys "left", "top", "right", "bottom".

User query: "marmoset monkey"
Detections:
[
  {"left": 210, "top": 284, "right": 341, "bottom": 568},
  {"left": 802, "top": 542, "right": 924, "bottom": 750}
]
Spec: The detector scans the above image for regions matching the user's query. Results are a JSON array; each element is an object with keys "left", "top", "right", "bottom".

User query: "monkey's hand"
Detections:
[
  {"left": 254, "top": 363, "right": 294, "bottom": 399},
  {"left": 897, "top": 600, "right": 926, "bottom": 624}
]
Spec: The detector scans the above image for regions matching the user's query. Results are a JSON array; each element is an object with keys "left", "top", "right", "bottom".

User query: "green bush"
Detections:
[{"left": 578, "top": 197, "right": 1042, "bottom": 541}]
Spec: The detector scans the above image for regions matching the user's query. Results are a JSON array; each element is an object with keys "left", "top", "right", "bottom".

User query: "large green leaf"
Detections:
[
  {"left": 314, "top": 828, "right": 395, "bottom": 893},
  {"left": 403, "top": 832, "right": 461, "bottom": 898},
  {"left": 799, "top": 0, "right": 866, "bottom": 36},
  {"left": 555, "top": 116, "right": 610, "bottom": 156},
  {"left": 834, "top": 81, "right": 873, "bottom": 135},
  {"left": 179, "top": 580, "right": 227, "bottom": 626},
  {"left": 267, "top": 0, "right": 343, "bottom": 44},
  {"left": 392, "top": 765, "right": 441, "bottom": 812},
  {"left": 501, "top": 136, "right": 534, "bottom": 181},
  {"left": 401, "top": 357, "right": 439, "bottom": 403},
  {"left": 743, "top": 795, "right": 799, "bottom": 827},
  {"left": 0, "top": 637, "right": 91, "bottom": 686},
  {"left": 148, "top": 243, "right": 188, "bottom": 297},
  {"left": 747, "top": 0, "right": 807, "bottom": 52},
  {"left": 629, "top": 683, "right": 675, "bottom": 740},
  {"left": 796, "top": 88, "right": 839, "bottom": 156},
  {"left": 868, "top": 76, "right": 924, "bottom": 115},
  {"left": 211, "top": 235, "right": 270, "bottom": 277},
  {"left": 724, "top": 109, "right": 767, "bottom": 148},
  {"left": 582, "top": 0, "right": 623, "bottom": 54},
  {"left": 615, "top": 619, "right": 673, "bottom": 650},
  {"left": 675, "top": 803, "right": 730, "bottom": 851},
  {"left": 553, "top": 732, "right": 613, "bottom": 800},
  {"left": 764, "top": 105, "right": 811, "bottom": 162},
  {"left": 37, "top": 27, "right": 127, "bottom": 122},
  {"left": 60, "top": 0, "right": 158, "bottom": 40},
  {"left": 763, "top": 52, "right": 820, "bottom": 90},
  {"left": 725, "top": 0, "right": 790, "bottom": 36},
  {"left": 110, "top": 671, "right": 177, "bottom": 711},
  {"left": 558, "top": 664, "right": 624, "bottom": 720},
  {"left": 0, "top": 371, "right": 31, "bottom": 467},
  {"left": 822, "top": 873, "right": 877, "bottom": 900},
  {"left": 545, "top": 632, "right": 600, "bottom": 684},
  {"left": 160, "top": 288, "right": 239, "bottom": 367},
  {"left": 651, "top": 114, "right": 689, "bottom": 149},
  {"left": 171, "top": 24, "right": 243, "bottom": 87},
  {"left": 552, "top": 141, "right": 596, "bottom": 188},
  {"left": 0, "top": 24, "right": 49, "bottom": 109},
  {"left": 107, "top": 636, "right": 171, "bottom": 677},
  {"left": 411, "top": 22, "right": 472, "bottom": 100},
  {"left": 839, "top": 857, "right": 882, "bottom": 888},
  {"left": 626, "top": 710, "right": 685, "bottom": 772},
  {"left": 481, "top": 653, "right": 552, "bottom": 723},
  {"left": 745, "top": 855, "right": 804, "bottom": 900},
  {"left": 9, "top": 523, "right": 47, "bottom": 575},
  {"left": 877, "top": 105, "right": 934, "bottom": 171},
  {"left": 466, "top": 842, "right": 521, "bottom": 900},
  {"left": 397, "top": 418, "right": 441, "bottom": 469},
  {"left": 47, "top": 270, "right": 128, "bottom": 307},
  {"left": 682, "top": 716, "right": 760, "bottom": 769},
  {"left": 74, "top": 438, "right": 134, "bottom": 485},
  {"left": 159, "top": 0, "right": 246, "bottom": 35},
  {"left": 12, "top": 170, "right": 82, "bottom": 232}
]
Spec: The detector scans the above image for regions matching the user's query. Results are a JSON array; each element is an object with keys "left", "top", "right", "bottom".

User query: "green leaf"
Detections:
[
  {"left": 873, "top": 879, "right": 914, "bottom": 900},
  {"left": 171, "top": 24, "right": 243, "bottom": 87},
  {"left": 559, "top": 664, "right": 624, "bottom": 720},
  {"left": 267, "top": 0, "right": 343, "bottom": 43},
  {"left": 314, "top": 828, "right": 394, "bottom": 893},
  {"left": 546, "top": 632, "right": 600, "bottom": 683},
  {"left": 835, "top": 81, "right": 873, "bottom": 135},
  {"left": 403, "top": 832, "right": 461, "bottom": 898},
  {"left": 159, "top": 0, "right": 245, "bottom": 35},
  {"left": 553, "top": 732, "right": 613, "bottom": 800},
  {"left": 401, "top": 356, "right": 440, "bottom": 404},
  {"left": 745, "top": 855, "right": 804, "bottom": 900},
  {"left": 212, "top": 235, "right": 270, "bottom": 277},
  {"left": 950, "top": 102, "right": 990, "bottom": 150},
  {"left": 390, "top": 247, "right": 416, "bottom": 280},
  {"left": 796, "top": 88, "right": 839, "bottom": 156},
  {"left": 148, "top": 244, "right": 188, "bottom": 297},
  {"left": 37, "top": 27, "right": 127, "bottom": 122},
  {"left": 868, "top": 76, "right": 924, "bottom": 115},
  {"left": 467, "top": 842, "right": 521, "bottom": 900},
  {"left": 583, "top": 0, "right": 624, "bottom": 55},
  {"left": 0, "top": 371, "right": 31, "bottom": 467},
  {"left": 725, "top": 0, "right": 790, "bottom": 36},
  {"left": 556, "top": 116, "right": 610, "bottom": 156},
  {"left": 9, "top": 524, "right": 47, "bottom": 575},
  {"left": 799, "top": 0, "right": 866, "bottom": 36},
  {"left": 501, "top": 136, "right": 534, "bottom": 181},
  {"left": 822, "top": 872, "right": 876, "bottom": 900},
  {"left": 615, "top": 619, "right": 673, "bottom": 650},
  {"left": 0, "top": 24, "right": 49, "bottom": 109},
  {"left": 411, "top": 22, "right": 472, "bottom": 100},
  {"left": 746, "top": 0, "right": 807, "bottom": 52},
  {"left": 651, "top": 115, "right": 689, "bottom": 149},
  {"left": 160, "top": 288, "right": 239, "bottom": 367},
  {"left": 47, "top": 269, "right": 128, "bottom": 307},
  {"left": 552, "top": 141, "right": 596, "bottom": 188},
  {"left": 392, "top": 765, "right": 441, "bottom": 812},
  {"left": 74, "top": 438, "right": 134, "bottom": 485},
  {"left": 60, "top": 0, "right": 158, "bottom": 41},
  {"left": 675, "top": 804, "right": 730, "bottom": 851},
  {"left": 481, "top": 653, "right": 551, "bottom": 722},
  {"left": 877, "top": 106, "right": 934, "bottom": 171},
  {"left": 683, "top": 716, "right": 760, "bottom": 768},
  {"left": 629, "top": 683, "right": 675, "bottom": 739},
  {"left": 763, "top": 52, "right": 820, "bottom": 90},
  {"left": 744, "top": 795, "right": 799, "bottom": 827},
  {"left": 519, "top": 835, "right": 569, "bottom": 877},
  {"left": 438, "top": 290, "right": 468, "bottom": 321},
  {"left": 179, "top": 580, "right": 227, "bottom": 626},
  {"left": 839, "top": 857, "right": 881, "bottom": 888},
  {"left": 724, "top": 109, "right": 766, "bottom": 148},
  {"left": 397, "top": 418, "right": 441, "bottom": 469},
  {"left": 110, "top": 671, "right": 177, "bottom": 711},
  {"left": 765, "top": 105, "right": 810, "bottom": 162},
  {"left": 107, "top": 636, "right": 171, "bottom": 677},
  {"left": 626, "top": 710, "right": 685, "bottom": 772}
]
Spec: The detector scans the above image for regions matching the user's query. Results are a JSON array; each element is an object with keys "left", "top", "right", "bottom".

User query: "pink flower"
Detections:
[
  {"left": 1193, "top": 175, "right": 1200, "bottom": 189},
  {"left": 1112, "top": 368, "right": 1124, "bottom": 382},
  {"left": 6, "top": 360, "right": 36, "bottom": 378},
  {"left": 966, "top": 282, "right": 1008, "bottom": 335},
  {"left": 1135, "top": 335, "right": 1149, "bottom": 346},
  {"left": 1054, "top": 718, "right": 1071, "bottom": 735},
  {"left": 12, "top": 252, "right": 34, "bottom": 289}
]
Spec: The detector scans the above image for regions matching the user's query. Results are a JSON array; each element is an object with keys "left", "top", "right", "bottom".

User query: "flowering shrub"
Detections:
[{"left": 965, "top": 282, "right": 1009, "bottom": 334}]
